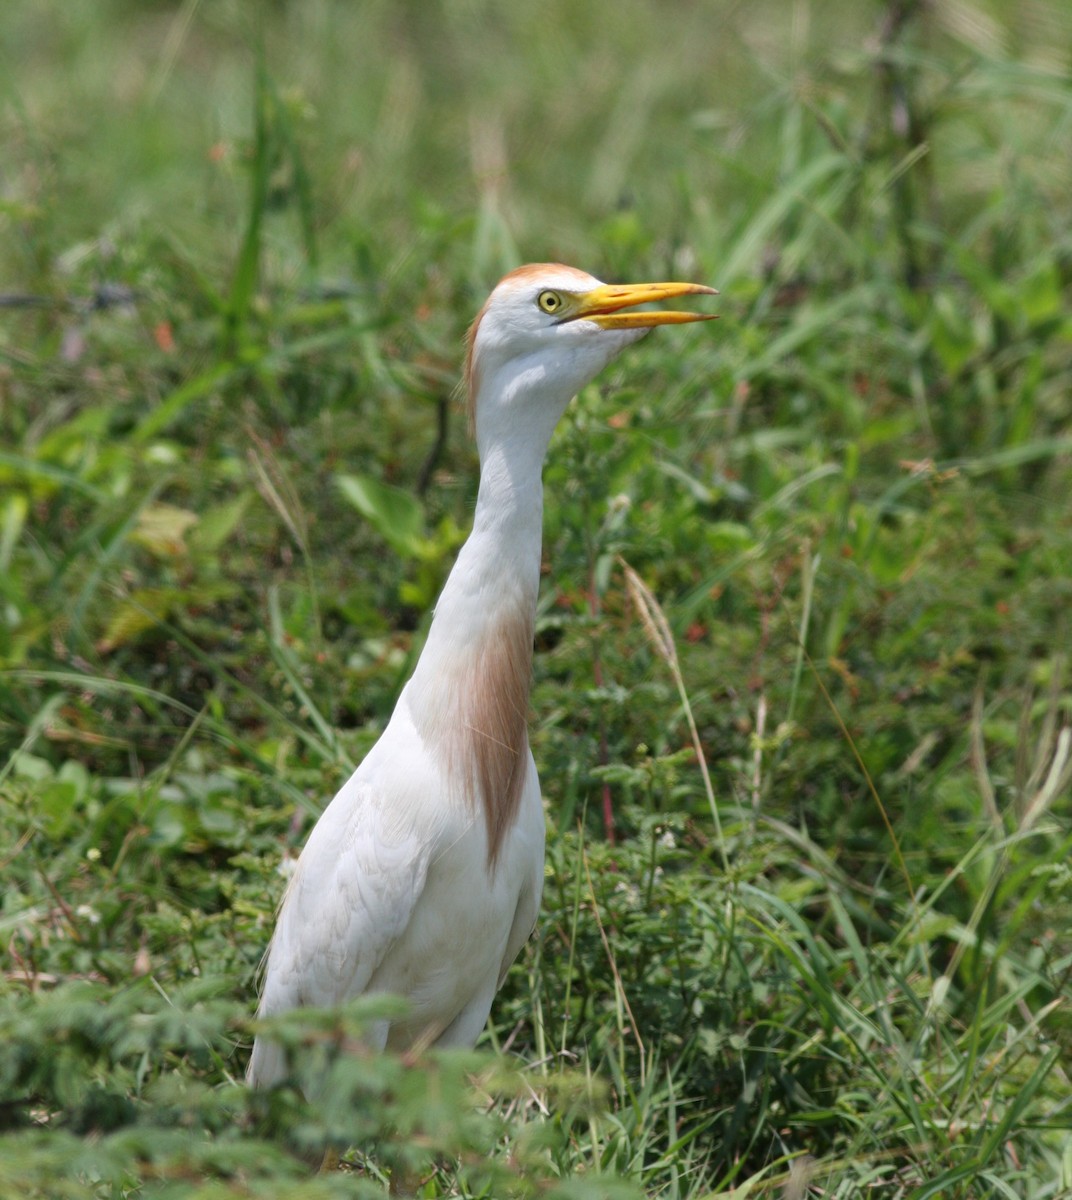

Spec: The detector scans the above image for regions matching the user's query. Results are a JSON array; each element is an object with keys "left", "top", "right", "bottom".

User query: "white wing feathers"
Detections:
[
  {"left": 248, "top": 720, "right": 544, "bottom": 1089},
  {"left": 247, "top": 776, "right": 437, "bottom": 1088},
  {"left": 274, "top": 801, "right": 434, "bottom": 1008}
]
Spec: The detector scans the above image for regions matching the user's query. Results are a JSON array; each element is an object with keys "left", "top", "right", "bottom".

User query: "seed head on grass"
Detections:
[{"left": 620, "top": 558, "right": 727, "bottom": 871}]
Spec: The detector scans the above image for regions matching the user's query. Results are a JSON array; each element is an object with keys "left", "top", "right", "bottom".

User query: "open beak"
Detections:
[{"left": 570, "top": 280, "right": 718, "bottom": 329}]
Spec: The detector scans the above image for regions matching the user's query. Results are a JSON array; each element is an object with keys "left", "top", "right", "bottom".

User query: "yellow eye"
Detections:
[{"left": 537, "top": 290, "right": 563, "bottom": 315}]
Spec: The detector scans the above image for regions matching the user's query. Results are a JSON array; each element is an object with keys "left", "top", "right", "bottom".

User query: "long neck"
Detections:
[{"left": 406, "top": 426, "right": 547, "bottom": 865}]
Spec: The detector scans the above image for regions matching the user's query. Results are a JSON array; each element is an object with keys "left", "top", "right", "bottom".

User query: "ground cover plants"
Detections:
[{"left": 1, "top": 1, "right": 1070, "bottom": 1196}]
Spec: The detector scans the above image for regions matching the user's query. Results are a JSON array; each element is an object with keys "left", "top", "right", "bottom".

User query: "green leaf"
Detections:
[
  {"left": 189, "top": 491, "right": 254, "bottom": 554},
  {"left": 336, "top": 472, "right": 426, "bottom": 559},
  {"left": 0, "top": 492, "right": 28, "bottom": 572},
  {"left": 97, "top": 588, "right": 174, "bottom": 652}
]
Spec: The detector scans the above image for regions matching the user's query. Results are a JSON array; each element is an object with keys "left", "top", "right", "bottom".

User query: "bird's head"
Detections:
[{"left": 464, "top": 263, "right": 716, "bottom": 459}]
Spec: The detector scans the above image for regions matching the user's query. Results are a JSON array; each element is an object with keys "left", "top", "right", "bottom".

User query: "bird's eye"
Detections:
[{"left": 537, "top": 290, "right": 563, "bottom": 315}]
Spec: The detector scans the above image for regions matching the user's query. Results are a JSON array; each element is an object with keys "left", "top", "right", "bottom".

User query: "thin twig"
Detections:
[
  {"left": 581, "top": 844, "right": 647, "bottom": 1087},
  {"left": 416, "top": 391, "right": 450, "bottom": 497}
]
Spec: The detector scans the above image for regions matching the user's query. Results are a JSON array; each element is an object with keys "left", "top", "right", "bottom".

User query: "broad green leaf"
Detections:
[
  {"left": 189, "top": 492, "right": 253, "bottom": 554},
  {"left": 336, "top": 472, "right": 426, "bottom": 558},
  {"left": 97, "top": 588, "right": 174, "bottom": 652}
]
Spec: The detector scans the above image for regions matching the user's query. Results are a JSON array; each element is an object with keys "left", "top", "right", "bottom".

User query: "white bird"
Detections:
[{"left": 248, "top": 263, "right": 716, "bottom": 1089}]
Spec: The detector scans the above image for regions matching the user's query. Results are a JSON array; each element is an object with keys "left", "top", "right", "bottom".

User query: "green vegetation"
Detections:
[{"left": 2, "top": 1, "right": 1071, "bottom": 1196}]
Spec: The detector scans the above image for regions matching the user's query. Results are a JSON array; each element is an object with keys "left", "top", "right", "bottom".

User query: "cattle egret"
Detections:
[{"left": 248, "top": 263, "right": 716, "bottom": 1089}]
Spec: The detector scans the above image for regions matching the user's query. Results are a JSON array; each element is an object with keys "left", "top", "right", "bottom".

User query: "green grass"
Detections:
[{"left": 2, "top": 0, "right": 1071, "bottom": 1196}]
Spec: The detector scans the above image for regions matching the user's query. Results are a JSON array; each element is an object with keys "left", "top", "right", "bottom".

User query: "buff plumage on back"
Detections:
[{"left": 448, "top": 603, "right": 534, "bottom": 869}]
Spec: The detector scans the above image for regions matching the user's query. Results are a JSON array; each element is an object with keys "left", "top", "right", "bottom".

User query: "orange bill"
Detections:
[{"left": 570, "top": 281, "right": 718, "bottom": 329}]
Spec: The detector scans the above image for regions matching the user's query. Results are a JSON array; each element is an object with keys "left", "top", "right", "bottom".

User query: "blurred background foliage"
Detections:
[{"left": 1, "top": 1, "right": 1071, "bottom": 1196}]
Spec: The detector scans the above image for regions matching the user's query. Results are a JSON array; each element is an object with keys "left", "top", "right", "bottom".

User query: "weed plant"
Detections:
[{"left": 1, "top": 2, "right": 1070, "bottom": 1196}]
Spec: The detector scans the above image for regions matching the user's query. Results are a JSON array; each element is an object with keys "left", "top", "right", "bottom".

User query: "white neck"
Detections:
[
  {"left": 401, "top": 365, "right": 568, "bottom": 862},
  {"left": 412, "top": 358, "right": 575, "bottom": 694}
]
